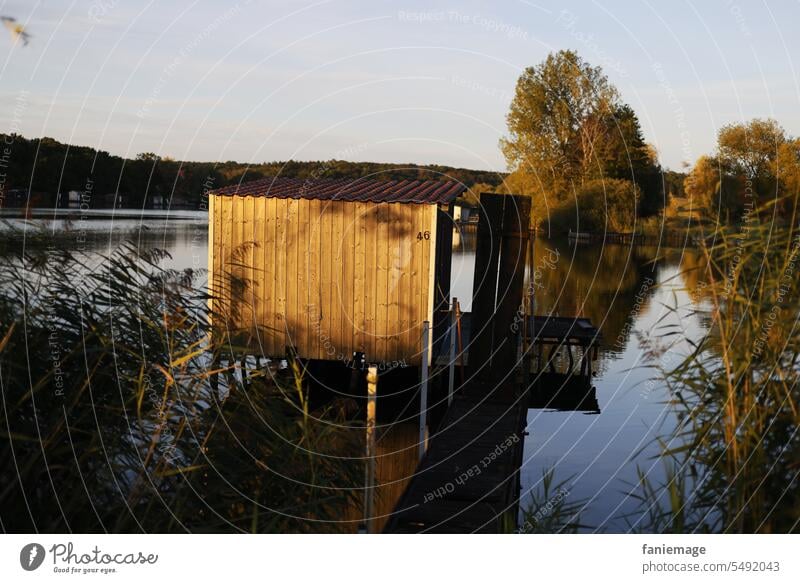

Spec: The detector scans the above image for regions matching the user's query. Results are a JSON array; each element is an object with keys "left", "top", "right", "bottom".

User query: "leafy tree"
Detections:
[
  {"left": 591, "top": 104, "right": 663, "bottom": 215},
  {"left": 501, "top": 50, "right": 664, "bottom": 231},
  {"left": 775, "top": 138, "right": 800, "bottom": 222},
  {"left": 686, "top": 119, "right": 799, "bottom": 224},
  {"left": 718, "top": 118, "right": 785, "bottom": 180},
  {"left": 684, "top": 156, "right": 719, "bottom": 214},
  {"left": 684, "top": 155, "right": 742, "bottom": 222},
  {"left": 663, "top": 170, "right": 687, "bottom": 200},
  {"left": 717, "top": 118, "right": 786, "bottom": 208},
  {"left": 501, "top": 50, "right": 619, "bottom": 206}
]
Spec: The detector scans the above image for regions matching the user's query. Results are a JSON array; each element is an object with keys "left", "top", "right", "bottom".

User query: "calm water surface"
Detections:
[{"left": 453, "top": 228, "right": 707, "bottom": 531}]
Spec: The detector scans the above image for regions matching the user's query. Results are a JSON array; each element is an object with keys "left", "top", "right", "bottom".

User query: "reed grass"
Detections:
[
  {"left": 517, "top": 468, "right": 588, "bottom": 533},
  {"left": 634, "top": 201, "right": 800, "bottom": 533},
  {"left": 0, "top": 241, "right": 363, "bottom": 533}
]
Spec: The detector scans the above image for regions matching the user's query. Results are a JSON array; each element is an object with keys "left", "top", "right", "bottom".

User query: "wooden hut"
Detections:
[{"left": 208, "top": 176, "right": 465, "bottom": 366}]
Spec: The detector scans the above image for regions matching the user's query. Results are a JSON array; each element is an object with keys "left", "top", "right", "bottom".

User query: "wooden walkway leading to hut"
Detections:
[
  {"left": 385, "top": 193, "right": 532, "bottom": 534},
  {"left": 384, "top": 390, "right": 529, "bottom": 533}
]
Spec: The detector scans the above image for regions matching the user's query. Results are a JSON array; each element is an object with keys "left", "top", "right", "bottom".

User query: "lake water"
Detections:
[
  {"left": 517, "top": 240, "right": 706, "bottom": 532},
  {"left": 1, "top": 212, "right": 706, "bottom": 532},
  {"left": 451, "top": 228, "right": 706, "bottom": 530}
]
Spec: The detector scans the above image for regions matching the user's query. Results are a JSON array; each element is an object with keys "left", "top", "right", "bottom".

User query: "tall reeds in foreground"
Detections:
[
  {"left": 635, "top": 204, "right": 800, "bottom": 533},
  {"left": 0, "top": 242, "right": 362, "bottom": 533}
]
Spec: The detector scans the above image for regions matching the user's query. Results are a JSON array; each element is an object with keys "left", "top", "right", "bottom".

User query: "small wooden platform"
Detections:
[
  {"left": 435, "top": 313, "right": 601, "bottom": 364},
  {"left": 568, "top": 229, "right": 645, "bottom": 245},
  {"left": 529, "top": 315, "right": 601, "bottom": 345},
  {"left": 568, "top": 228, "right": 693, "bottom": 248}
]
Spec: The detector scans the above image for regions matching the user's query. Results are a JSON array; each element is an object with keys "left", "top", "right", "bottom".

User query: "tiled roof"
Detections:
[{"left": 210, "top": 176, "right": 466, "bottom": 204}]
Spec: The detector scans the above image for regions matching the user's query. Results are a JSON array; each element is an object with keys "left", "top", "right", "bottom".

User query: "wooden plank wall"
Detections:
[{"left": 210, "top": 195, "right": 438, "bottom": 365}]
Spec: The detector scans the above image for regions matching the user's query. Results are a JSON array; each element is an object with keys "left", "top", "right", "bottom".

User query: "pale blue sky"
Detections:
[{"left": 2, "top": 0, "right": 799, "bottom": 171}]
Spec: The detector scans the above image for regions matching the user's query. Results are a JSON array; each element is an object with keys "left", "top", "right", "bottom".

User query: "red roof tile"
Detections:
[{"left": 211, "top": 176, "right": 466, "bottom": 204}]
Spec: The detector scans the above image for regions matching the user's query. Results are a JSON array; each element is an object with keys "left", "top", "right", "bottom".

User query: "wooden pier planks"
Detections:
[{"left": 384, "top": 392, "right": 529, "bottom": 533}]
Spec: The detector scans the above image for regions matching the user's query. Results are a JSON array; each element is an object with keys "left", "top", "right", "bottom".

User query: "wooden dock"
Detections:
[
  {"left": 385, "top": 193, "right": 532, "bottom": 533},
  {"left": 568, "top": 229, "right": 644, "bottom": 245},
  {"left": 568, "top": 228, "right": 694, "bottom": 248},
  {"left": 384, "top": 391, "right": 529, "bottom": 533},
  {"left": 384, "top": 312, "right": 601, "bottom": 532}
]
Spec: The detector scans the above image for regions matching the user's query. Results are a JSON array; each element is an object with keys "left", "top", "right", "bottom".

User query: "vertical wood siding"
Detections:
[{"left": 210, "top": 195, "right": 437, "bottom": 365}]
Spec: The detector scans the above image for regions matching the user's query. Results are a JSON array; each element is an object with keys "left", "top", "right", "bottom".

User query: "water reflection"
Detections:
[
  {"left": 530, "top": 238, "right": 662, "bottom": 359},
  {"left": 517, "top": 239, "right": 706, "bottom": 532},
  {"left": 451, "top": 227, "right": 707, "bottom": 530}
]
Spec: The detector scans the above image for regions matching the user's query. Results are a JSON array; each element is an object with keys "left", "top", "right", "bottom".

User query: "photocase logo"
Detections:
[{"left": 19, "top": 543, "right": 46, "bottom": 571}]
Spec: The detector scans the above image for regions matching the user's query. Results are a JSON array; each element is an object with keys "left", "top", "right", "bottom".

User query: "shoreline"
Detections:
[{"left": 0, "top": 208, "right": 207, "bottom": 220}]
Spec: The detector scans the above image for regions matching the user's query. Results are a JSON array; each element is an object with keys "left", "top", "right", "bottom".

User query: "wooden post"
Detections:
[
  {"left": 522, "top": 237, "right": 533, "bottom": 388},
  {"left": 526, "top": 318, "right": 534, "bottom": 382},
  {"left": 447, "top": 298, "right": 457, "bottom": 405},
  {"left": 419, "top": 321, "right": 430, "bottom": 461},
  {"left": 364, "top": 365, "right": 378, "bottom": 533},
  {"left": 587, "top": 345, "right": 593, "bottom": 384},
  {"left": 492, "top": 195, "right": 531, "bottom": 386},
  {"left": 455, "top": 299, "right": 465, "bottom": 385},
  {"left": 535, "top": 316, "right": 542, "bottom": 373},
  {"left": 468, "top": 196, "right": 504, "bottom": 383},
  {"left": 432, "top": 202, "right": 455, "bottom": 359},
  {"left": 348, "top": 351, "right": 365, "bottom": 397},
  {"left": 466, "top": 194, "right": 530, "bottom": 399}
]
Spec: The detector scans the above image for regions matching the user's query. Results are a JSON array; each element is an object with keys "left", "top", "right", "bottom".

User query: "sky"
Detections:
[{"left": 1, "top": 0, "right": 799, "bottom": 172}]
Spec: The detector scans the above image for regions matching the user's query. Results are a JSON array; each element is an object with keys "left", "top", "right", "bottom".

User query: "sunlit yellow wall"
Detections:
[{"left": 209, "top": 195, "right": 438, "bottom": 365}]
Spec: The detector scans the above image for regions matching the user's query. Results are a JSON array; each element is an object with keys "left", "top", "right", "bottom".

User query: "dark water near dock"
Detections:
[
  {"left": 518, "top": 238, "right": 706, "bottom": 531},
  {"left": 1, "top": 213, "right": 707, "bottom": 532},
  {"left": 448, "top": 228, "right": 706, "bottom": 531}
]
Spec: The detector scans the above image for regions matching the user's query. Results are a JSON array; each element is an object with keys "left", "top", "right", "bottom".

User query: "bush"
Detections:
[{"left": 574, "top": 178, "right": 639, "bottom": 232}]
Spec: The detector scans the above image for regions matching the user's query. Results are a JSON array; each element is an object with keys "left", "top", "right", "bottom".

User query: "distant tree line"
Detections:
[
  {"left": 684, "top": 118, "right": 800, "bottom": 223},
  {"left": 0, "top": 133, "right": 505, "bottom": 211}
]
